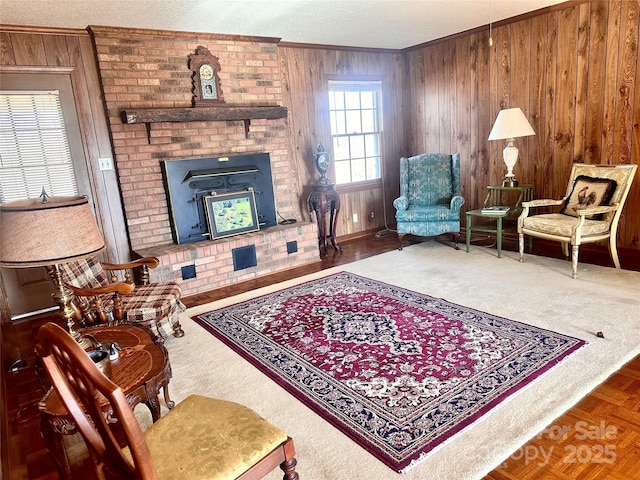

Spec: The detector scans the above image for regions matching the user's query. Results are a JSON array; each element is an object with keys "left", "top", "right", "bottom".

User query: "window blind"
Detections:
[{"left": 0, "top": 91, "right": 78, "bottom": 203}]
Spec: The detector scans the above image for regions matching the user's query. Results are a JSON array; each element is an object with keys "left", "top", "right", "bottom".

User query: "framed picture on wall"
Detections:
[{"left": 204, "top": 189, "right": 259, "bottom": 239}]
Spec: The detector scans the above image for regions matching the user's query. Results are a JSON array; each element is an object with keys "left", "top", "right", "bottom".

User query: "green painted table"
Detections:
[
  {"left": 465, "top": 184, "right": 534, "bottom": 258},
  {"left": 466, "top": 209, "right": 508, "bottom": 257}
]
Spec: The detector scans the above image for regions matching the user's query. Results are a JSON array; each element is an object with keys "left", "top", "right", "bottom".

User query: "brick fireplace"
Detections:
[{"left": 90, "top": 26, "right": 319, "bottom": 296}]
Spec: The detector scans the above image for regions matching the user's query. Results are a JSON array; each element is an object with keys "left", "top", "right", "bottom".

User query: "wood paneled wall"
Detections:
[
  {"left": 407, "top": 0, "right": 640, "bottom": 252},
  {"left": 2, "top": 0, "right": 638, "bottom": 260},
  {"left": 278, "top": 46, "right": 410, "bottom": 236},
  {"left": 0, "top": 27, "right": 129, "bottom": 262}
]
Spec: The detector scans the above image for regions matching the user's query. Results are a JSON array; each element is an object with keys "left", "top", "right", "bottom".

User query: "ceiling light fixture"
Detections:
[{"left": 488, "top": 0, "right": 494, "bottom": 47}]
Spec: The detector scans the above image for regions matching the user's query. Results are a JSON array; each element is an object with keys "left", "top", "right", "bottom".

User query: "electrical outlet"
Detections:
[
  {"left": 370, "top": 211, "right": 375, "bottom": 219},
  {"left": 353, "top": 213, "right": 358, "bottom": 223},
  {"left": 98, "top": 157, "right": 114, "bottom": 171}
]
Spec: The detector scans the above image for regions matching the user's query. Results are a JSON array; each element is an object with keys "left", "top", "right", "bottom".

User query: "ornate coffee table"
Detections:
[{"left": 38, "top": 323, "right": 173, "bottom": 479}]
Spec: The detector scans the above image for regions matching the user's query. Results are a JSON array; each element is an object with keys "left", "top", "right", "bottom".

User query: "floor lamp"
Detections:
[{"left": 0, "top": 193, "right": 105, "bottom": 349}]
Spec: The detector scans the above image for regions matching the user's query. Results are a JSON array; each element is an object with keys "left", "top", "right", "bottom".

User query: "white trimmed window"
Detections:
[
  {"left": 0, "top": 90, "right": 78, "bottom": 203},
  {"left": 328, "top": 80, "right": 382, "bottom": 185}
]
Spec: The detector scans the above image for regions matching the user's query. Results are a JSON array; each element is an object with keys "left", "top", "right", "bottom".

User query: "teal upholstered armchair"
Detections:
[{"left": 393, "top": 153, "right": 465, "bottom": 250}]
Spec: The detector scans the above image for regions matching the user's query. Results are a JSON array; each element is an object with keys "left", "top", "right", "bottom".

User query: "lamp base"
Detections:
[
  {"left": 48, "top": 264, "right": 91, "bottom": 349},
  {"left": 502, "top": 178, "right": 519, "bottom": 187}
]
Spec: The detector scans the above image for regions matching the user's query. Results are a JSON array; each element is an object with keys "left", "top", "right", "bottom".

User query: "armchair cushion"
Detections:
[
  {"left": 62, "top": 257, "right": 110, "bottom": 289},
  {"left": 395, "top": 205, "right": 461, "bottom": 222},
  {"left": 120, "top": 282, "right": 184, "bottom": 324},
  {"left": 560, "top": 175, "right": 617, "bottom": 219},
  {"left": 523, "top": 213, "right": 611, "bottom": 238}
]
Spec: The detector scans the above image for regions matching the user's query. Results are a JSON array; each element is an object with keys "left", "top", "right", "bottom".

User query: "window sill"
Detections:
[{"left": 335, "top": 179, "right": 383, "bottom": 194}]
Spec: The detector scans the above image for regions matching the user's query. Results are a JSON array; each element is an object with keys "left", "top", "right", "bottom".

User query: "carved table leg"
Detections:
[
  {"left": 328, "top": 192, "right": 342, "bottom": 252},
  {"left": 314, "top": 203, "right": 327, "bottom": 255},
  {"left": 144, "top": 384, "right": 162, "bottom": 422},
  {"left": 164, "top": 383, "right": 175, "bottom": 409}
]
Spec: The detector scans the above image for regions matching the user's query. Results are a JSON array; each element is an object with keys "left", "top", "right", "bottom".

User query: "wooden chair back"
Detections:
[{"left": 36, "top": 322, "right": 158, "bottom": 480}]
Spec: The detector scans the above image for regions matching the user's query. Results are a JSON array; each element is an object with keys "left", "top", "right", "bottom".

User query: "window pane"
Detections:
[
  {"left": 361, "top": 109, "right": 376, "bottom": 132},
  {"left": 328, "top": 90, "right": 337, "bottom": 110},
  {"left": 329, "top": 110, "right": 345, "bottom": 135},
  {"left": 366, "top": 156, "right": 381, "bottom": 180},
  {"left": 333, "top": 136, "right": 350, "bottom": 160},
  {"left": 333, "top": 91, "right": 344, "bottom": 110},
  {"left": 360, "top": 91, "right": 374, "bottom": 109},
  {"left": 364, "top": 134, "right": 380, "bottom": 156},
  {"left": 350, "top": 135, "right": 365, "bottom": 159},
  {"left": 334, "top": 160, "right": 351, "bottom": 184},
  {"left": 344, "top": 91, "right": 360, "bottom": 109},
  {"left": 345, "top": 110, "right": 361, "bottom": 133},
  {"left": 351, "top": 159, "right": 366, "bottom": 182}
]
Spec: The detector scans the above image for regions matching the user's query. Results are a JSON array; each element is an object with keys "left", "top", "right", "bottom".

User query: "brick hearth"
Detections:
[{"left": 135, "top": 222, "right": 317, "bottom": 296}]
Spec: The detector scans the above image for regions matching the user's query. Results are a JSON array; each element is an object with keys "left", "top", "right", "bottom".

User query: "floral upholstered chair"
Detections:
[
  {"left": 393, "top": 152, "right": 465, "bottom": 250},
  {"left": 518, "top": 163, "right": 637, "bottom": 279},
  {"left": 59, "top": 256, "right": 185, "bottom": 341}
]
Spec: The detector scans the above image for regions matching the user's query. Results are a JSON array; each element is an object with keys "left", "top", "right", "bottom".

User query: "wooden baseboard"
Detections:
[{"left": 337, "top": 227, "right": 393, "bottom": 242}]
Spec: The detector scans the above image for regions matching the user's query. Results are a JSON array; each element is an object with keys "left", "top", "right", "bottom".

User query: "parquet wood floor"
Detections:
[{"left": 2, "top": 232, "right": 638, "bottom": 479}]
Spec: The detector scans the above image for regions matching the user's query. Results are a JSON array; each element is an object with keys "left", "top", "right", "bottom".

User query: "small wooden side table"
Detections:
[
  {"left": 307, "top": 183, "right": 343, "bottom": 256},
  {"left": 466, "top": 184, "right": 534, "bottom": 258},
  {"left": 39, "top": 324, "right": 173, "bottom": 479}
]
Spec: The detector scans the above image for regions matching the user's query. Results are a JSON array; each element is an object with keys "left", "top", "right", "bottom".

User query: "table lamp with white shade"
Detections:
[{"left": 488, "top": 107, "right": 536, "bottom": 187}]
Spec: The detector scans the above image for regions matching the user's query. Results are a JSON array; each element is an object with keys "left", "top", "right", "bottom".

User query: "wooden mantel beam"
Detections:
[
  {"left": 121, "top": 105, "right": 287, "bottom": 124},
  {"left": 121, "top": 105, "right": 288, "bottom": 140}
]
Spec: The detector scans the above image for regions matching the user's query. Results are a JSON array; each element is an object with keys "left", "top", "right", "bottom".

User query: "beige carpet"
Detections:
[{"left": 139, "top": 241, "right": 640, "bottom": 479}]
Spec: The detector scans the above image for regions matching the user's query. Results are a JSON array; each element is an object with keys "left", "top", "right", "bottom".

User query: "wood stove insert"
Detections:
[{"left": 161, "top": 153, "right": 277, "bottom": 244}]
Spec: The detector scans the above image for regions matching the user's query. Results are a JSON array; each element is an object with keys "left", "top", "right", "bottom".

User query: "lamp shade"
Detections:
[
  {"left": 488, "top": 107, "right": 535, "bottom": 141},
  {"left": 0, "top": 195, "right": 105, "bottom": 268}
]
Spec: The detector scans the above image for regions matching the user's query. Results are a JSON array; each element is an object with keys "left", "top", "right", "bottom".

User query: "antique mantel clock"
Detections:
[{"left": 189, "top": 46, "right": 225, "bottom": 107}]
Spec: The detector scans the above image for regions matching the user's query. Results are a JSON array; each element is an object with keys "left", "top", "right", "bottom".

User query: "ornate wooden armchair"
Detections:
[
  {"left": 36, "top": 322, "right": 299, "bottom": 480},
  {"left": 393, "top": 152, "right": 465, "bottom": 249},
  {"left": 518, "top": 163, "right": 637, "bottom": 278},
  {"left": 59, "top": 256, "right": 185, "bottom": 341}
]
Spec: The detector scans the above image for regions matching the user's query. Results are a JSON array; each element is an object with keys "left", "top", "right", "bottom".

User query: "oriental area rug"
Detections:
[{"left": 192, "top": 271, "right": 586, "bottom": 472}]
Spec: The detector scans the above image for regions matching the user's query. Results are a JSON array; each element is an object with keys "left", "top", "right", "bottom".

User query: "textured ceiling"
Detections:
[{"left": 1, "top": 0, "right": 567, "bottom": 50}]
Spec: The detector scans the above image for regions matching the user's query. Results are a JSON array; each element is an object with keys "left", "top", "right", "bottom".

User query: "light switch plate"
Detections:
[{"left": 99, "top": 157, "right": 114, "bottom": 170}]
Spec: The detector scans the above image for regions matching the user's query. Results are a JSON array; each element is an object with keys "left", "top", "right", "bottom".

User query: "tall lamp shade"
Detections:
[
  {"left": 0, "top": 194, "right": 105, "bottom": 343},
  {"left": 488, "top": 107, "right": 535, "bottom": 187},
  {"left": 0, "top": 195, "right": 105, "bottom": 267}
]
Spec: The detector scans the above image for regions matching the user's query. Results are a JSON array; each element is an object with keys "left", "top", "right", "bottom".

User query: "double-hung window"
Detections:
[{"left": 328, "top": 80, "right": 382, "bottom": 186}]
